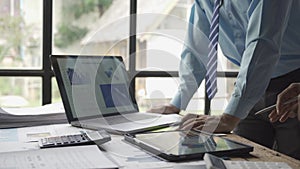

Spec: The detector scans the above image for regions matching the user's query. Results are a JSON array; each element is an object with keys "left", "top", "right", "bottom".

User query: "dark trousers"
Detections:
[{"left": 233, "top": 68, "right": 300, "bottom": 160}]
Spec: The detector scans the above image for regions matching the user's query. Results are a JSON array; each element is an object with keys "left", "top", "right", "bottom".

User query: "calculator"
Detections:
[{"left": 38, "top": 130, "right": 111, "bottom": 148}]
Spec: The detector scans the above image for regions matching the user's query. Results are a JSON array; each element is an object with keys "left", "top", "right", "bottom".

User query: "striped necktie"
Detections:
[{"left": 205, "top": 0, "right": 222, "bottom": 100}]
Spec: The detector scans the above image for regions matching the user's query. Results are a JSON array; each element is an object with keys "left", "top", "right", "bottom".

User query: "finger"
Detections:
[
  {"left": 279, "top": 112, "right": 290, "bottom": 123},
  {"left": 197, "top": 115, "right": 210, "bottom": 120},
  {"left": 178, "top": 118, "right": 195, "bottom": 130},
  {"left": 270, "top": 115, "right": 280, "bottom": 123},
  {"left": 180, "top": 118, "right": 199, "bottom": 129},
  {"left": 193, "top": 125, "right": 205, "bottom": 132},
  {"left": 279, "top": 102, "right": 298, "bottom": 115},
  {"left": 276, "top": 84, "right": 299, "bottom": 113},
  {"left": 179, "top": 115, "right": 213, "bottom": 131},
  {"left": 268, "top": 109, "right": 278, "bottom": 119},
  {"left": 181, "top": 121, "right": 200, "bottom": 131},
  {"left": 186, "top": 126, "right": 204, "bottom": 135},
  {"left": 181, "top": 115, "right": 208, "bottom": 126},
  {"left": 181, "top": 113, "right": 197, "bottom": 122},
  {"left": 181, "top": 113, "right": 198, "bottom": 123},
  {"left": 201, "top": 117, "right": 222, "bottom": 133},
  {"left": 269, "top": 110, "right": 280, "bottom": 123},
  {"left": 180, "top": 119, "right": 205, "bottom": 131}
]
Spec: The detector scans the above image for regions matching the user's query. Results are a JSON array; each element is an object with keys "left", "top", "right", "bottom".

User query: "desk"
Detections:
[
  {"left": 225, "top": 134, "right": 300, "bottom": 169},
  {"left": 0, "top": 124, "right": 300, "bottom": 169}
]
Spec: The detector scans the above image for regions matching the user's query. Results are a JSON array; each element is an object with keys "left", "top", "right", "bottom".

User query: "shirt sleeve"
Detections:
[
  {"left": 224, "top": 0, "right": 293, "bottom": 119},
  {"left": 171, "top": 1, "right": 211, "bottom": 109}
]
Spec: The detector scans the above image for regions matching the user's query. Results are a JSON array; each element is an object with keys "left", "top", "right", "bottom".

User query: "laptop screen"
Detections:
[{"left": 52, "top": 55, "right": 138, "bottom": 119}]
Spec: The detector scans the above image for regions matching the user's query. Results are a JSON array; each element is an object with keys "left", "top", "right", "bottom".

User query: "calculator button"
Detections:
[
  {"left": 67, "top": 135, "right": 76, "bottom": 143},
  {"left": 47, "top": 138, "right": 54, "bottom": 144},
  {"left": 41, "top": 138, "right": 47, "bottom": 144},
  {"left": 81, "top": 135, "right": 86, "bottom": 140},
  {"left": 74, "top": 135, "right": 83, "bottom": 142},
  {"left": 54, "top": 137, "right": 63, "bottom": 145},
  {"left": 61, "top": 136, "right": 69, "bottom": 144}
]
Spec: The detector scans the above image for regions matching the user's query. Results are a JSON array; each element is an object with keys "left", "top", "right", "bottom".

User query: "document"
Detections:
[
  {"left": 0, "top": 102, "right": 67, "bottom": 128},
  {"left": 2, "top": 102, "right": 65, "bottom": 115},
  {"left": 0, "top": 145, "right": 118, "bottom": 169}
]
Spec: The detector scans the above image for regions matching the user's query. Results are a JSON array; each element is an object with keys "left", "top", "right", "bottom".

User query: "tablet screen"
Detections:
[{"left": 131, "top": 130, "right": 252, "bottom": 157}]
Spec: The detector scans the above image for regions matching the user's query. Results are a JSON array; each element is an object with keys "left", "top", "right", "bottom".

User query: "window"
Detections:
[
  {"left": 0, "top": 0, "right": 238, "bottom": 116},
  {"left": 51, "top": 0, "right": 129, "bottom": 102},
  {"left": 52, "top": 0, "right": 128, "bottom": 57},
  {"left": 135, "top": 0, "right": 197, "bottom": 113},
  {"left": 0, "top": 0, "right": 43, "bottom": 107},
  {"left": 134, "top": 0, "right": 238, "bottom": 114},
  {"left": 136, "top": 0, "right": 193, "bottom": 71}
]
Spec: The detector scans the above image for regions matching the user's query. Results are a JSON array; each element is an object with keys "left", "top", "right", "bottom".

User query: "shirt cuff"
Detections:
[{"left": 224, "top": 95, "right": 257, "bottom": 119}]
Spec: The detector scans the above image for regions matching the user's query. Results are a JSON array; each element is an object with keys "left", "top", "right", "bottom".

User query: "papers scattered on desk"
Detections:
[
  {"left": 2, "top": 102, "right": 65, "bottom": 115},
  {"left": 0, "top": 145, "right": 118, "bottom": 169},
  {"left": 0, "top": 103, "right": 68, "bottom": 129}
]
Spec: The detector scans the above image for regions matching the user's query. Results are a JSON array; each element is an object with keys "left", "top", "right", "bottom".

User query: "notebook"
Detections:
[{"left": 51, "top": 55, "right": 181, "bottom": 134}]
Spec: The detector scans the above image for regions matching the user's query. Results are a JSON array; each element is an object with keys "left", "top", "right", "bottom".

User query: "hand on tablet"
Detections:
[{"left": 178, "top": 113, "right": 240, "bottom": 133}]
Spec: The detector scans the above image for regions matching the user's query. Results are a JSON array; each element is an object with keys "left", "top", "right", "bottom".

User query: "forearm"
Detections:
[
  {"left": 225, "top": 0, "right": 293, "bottom": 118},
  {"left": 171, "top": 2, "right": 211, "bottom": 109}
]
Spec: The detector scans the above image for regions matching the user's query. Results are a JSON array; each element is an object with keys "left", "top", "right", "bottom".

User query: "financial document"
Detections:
[{"left": 0, "top": 145, "right": 118, "bottom": 169}]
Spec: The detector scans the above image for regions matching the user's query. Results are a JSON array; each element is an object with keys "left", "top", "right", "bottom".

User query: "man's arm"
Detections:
[
  {"left": 224, "top": 0, "right": 293, "bottom": 119},
  {"left": 170, "top": 1, "right": 211, "bottom": 110},
  {"left": 148, "top": 1, "right": 211, "bottom": 114},
  {"left": 179, "top": 0, "right": 294, "bottom": 133}
]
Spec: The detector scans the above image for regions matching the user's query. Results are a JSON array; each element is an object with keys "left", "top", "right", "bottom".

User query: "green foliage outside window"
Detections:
[
  {"left": 54, "top": 0, "right": 113, "bottom": 49},
  {"left": 54, "top": 24, "right": 88, "bottom": 49},
  {"left": 0, "top": 15, "right": 24, "bottom": 62},
  {"left": 73, "top": 0, "right": 113, "bottom": 19}
]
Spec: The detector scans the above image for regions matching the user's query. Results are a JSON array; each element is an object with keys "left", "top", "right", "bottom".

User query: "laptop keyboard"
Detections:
[{"left": 105, "top": 113, "right": 158, "bottom": 125}]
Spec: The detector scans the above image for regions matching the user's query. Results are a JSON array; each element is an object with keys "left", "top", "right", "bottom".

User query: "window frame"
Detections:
[{"left": 0, "top": 0, "right": 238, "bottom": 115}]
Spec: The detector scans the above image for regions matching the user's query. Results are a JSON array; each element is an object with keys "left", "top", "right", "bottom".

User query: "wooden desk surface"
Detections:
[{"left": 225, "top": 134, "right": 300, "bottom": 169}]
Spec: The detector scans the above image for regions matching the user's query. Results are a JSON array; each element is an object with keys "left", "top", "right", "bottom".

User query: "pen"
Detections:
[{"left": 255, "top": 95, "right": 300, "bottom": 115}]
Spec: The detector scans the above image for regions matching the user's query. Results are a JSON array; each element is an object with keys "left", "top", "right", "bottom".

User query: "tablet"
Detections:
[{"left": 124, "top": 130, "right": 253, "bottom": 162}]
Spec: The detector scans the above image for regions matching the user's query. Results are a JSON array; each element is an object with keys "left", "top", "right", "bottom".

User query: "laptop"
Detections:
[{"left": 51, "top": 55, "right": 181, "bottom": 134}]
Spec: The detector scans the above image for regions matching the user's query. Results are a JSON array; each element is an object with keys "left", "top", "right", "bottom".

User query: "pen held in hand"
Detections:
[{"left": 255, "top": 96, "right": 299, "bottom": 115}]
